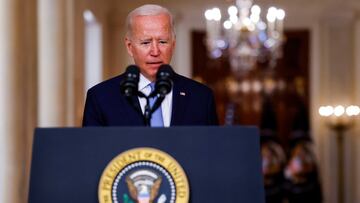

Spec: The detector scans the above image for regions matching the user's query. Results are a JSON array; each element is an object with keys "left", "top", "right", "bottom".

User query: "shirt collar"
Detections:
[{"left": 138, "top": 73, "right": 152, "bottom": 91}]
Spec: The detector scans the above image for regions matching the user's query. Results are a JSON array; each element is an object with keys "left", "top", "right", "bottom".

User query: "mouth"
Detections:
[
  {"left": 146, "top": 62, "right": 163, "bottom": 69},
  {"left": 146, "top": 61, "right": 163, "bottom": 66}
]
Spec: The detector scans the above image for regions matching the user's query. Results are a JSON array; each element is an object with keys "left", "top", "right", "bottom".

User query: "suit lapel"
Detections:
[
  {"left": 117, "top": 73, "right": 144, "bottom": 125},
  {"left": 130, "top": 95, "right": 142, "bottom": 115},
  {"left": 118, "top": 92, "right": 144, "bottom": 125},
  {"left": 129, "top": 95, "right": 145, "bottom": 124},
  {"left": 171, "top": 75, "right": 187, "bottom": 125}
]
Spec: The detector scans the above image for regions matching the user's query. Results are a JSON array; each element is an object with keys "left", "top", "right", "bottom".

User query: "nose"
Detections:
[{"left": 150, "top": 41, "right": 160, "bottom": 56}]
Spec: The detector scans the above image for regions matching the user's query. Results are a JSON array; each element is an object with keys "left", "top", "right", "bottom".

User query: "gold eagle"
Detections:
[{"left": 126, "top": 176, "right": 162, "bottom": 203}]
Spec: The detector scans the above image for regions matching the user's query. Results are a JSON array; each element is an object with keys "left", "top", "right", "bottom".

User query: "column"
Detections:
[
  {"left": 0, "top": 1, "right": 17, "bottom": 202},
  {"left": 38, "top": 0, "right": 68, "bottom": 126},
  {"left": 0, "top": 0, "right": 26, "bottom": 202}
]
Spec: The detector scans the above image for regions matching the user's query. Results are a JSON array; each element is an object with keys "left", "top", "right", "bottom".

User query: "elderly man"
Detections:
[{"left": 82, "top": 4, "right": 218, "bottom": 127}]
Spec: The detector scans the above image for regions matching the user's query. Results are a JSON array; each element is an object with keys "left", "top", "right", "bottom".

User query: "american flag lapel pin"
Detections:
[{"left": 180, "top": 92, "right": 186, "bottom": 96}]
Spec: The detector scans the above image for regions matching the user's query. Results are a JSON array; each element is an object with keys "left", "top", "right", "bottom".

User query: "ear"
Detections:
[
  {"left": 125, "top": 37, "right": 134, "bottom": 57},
  {"left": 172, "top": 38, "right": 176, "bottom": 50}
]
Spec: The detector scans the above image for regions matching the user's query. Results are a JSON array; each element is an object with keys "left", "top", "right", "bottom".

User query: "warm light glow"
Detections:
[
  {"left": 319, "top": 105, "right": 360, "bottom": 117},
  {"left": 203, "top": 1, "right": 285, "bottom": 70},
  {"left": 247, "top": 23, "right": 256, "bottom": 31},
  {"left": 250, "top": 14, "right": 260, "bottom": 23},
  {"left": 346, "top": 105, "right": 360, "bottom": 116},
  {"left": 212, "top": 8, "right": 222, "bottom": 21},
  {"left": 224, "top": 20, "right": 233, "bottom": 29},
  {"left": 267, "top": 7, "right": 277, "bottom": 22},
  {"left": 228, "top": 6, "right": 238, "bottom": 16},
  {"left": 252, "top": 80, "right": 262, "bottom": 92},
  {"left": 243, "top": 17, "right": 252, "bottom": 27},
  {"left": 334, "top": 105, "right": 345, "bottom": 117},
  {"left": 319, "top": 106, "right": 334, "bottom": 117},
  {"left": 268, "top": 7, "right": 278, "bottom": 14},
  {"left": 276, "top": 9, "right": 286, "bottom": 20},
  {"left": 205, "top": 9, "right": 213, "bottom": 20},
  {"left": 240, "top": 80, "right": 251, "bottom": 93},
  {"left": 230, "top": 15, "right": 238, "bottom": 24},
  {"left": 83, "top": 10, "right": 96, "bottom": 23},
  {"left": 251, "top": 5, "right": 261, "bottom": 15},
  {"left": 205, "top": 8, "right": 222, "bottom": 21}
]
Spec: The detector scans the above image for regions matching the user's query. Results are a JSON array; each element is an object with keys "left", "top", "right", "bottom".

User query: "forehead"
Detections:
[{"left": 131, "top": 14, "right": 172, "bottom": 38}]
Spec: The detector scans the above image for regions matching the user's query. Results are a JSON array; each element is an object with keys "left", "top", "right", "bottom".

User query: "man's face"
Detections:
[{"left": 125, "top": 14, "right": 176, "bottom": 81}]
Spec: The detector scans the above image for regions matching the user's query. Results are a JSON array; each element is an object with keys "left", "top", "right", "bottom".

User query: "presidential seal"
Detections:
[{"left": 98, "top": 148, "right": 189, "bottom": 203}]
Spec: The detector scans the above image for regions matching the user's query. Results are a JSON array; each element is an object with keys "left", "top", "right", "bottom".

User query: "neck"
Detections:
[
  {"left": 140, "top": 73, "right": 155, "bottom": 83},
  {"left": 143, "top": 74, "right": 155, "bottom": 82}
]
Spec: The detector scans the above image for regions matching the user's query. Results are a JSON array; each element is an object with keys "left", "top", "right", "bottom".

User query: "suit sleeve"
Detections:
[
  {"left": 82, "top": 89, "right": 105, "bottom": 126},
  {"left": 207, "top": 90, "right": 219, "bottom": 125}
]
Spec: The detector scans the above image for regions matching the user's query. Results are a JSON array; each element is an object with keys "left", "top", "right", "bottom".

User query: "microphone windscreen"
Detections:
[
  {"left": 157, "top": 64, "right": 174, "bottom": 79},
  {"left": 126, "top": 65, "right": 140, "bottom": 79},
  {"left": 155, "top": 64, "right": 173, "bottom": 96},
  {"left": 120, "top": 65, "right": 140, "bottom": 97}
]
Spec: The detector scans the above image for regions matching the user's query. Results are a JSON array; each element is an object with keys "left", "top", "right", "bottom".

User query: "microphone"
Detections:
[
  {"left": 120, "top": 65, "right": 140, "bottom": 97},
  {"left": 154, "top": 64, "right": 174, "bottom": 97}
]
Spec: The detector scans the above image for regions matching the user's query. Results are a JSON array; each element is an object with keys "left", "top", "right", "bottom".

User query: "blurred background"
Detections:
[{"left": 1, "top": 0, "right": 360, "bottom": 202}]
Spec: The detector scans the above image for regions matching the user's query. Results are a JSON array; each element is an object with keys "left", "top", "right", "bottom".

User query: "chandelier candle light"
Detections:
[{"left": 204, "top": 0, "right": 285, "bottom": 74}]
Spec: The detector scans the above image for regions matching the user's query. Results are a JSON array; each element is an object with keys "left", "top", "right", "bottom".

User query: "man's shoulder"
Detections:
[
  {"left": 174, "top": 74, "right": 213, "bottom": 94},
  {"left": 87, "top": 73, "right": 125, "bottom": 94}
]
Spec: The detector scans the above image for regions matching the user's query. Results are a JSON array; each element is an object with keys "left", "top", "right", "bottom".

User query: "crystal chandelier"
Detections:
[{"left": 204, "top": 0, "right": 285, "bottom": 75}]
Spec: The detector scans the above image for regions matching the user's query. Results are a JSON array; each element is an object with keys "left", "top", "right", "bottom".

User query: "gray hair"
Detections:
[{"left": 125, "top": 4, "right": 175, "bottom": 38}]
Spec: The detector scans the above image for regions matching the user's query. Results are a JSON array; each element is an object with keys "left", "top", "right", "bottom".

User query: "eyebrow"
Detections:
[{"left": 138, "top": 37, "right": 170, "bottom": 42}]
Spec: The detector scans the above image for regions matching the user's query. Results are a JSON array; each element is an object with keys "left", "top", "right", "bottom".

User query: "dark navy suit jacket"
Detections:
[{"left": 82, "top": 72, "right": 218, "bottom": 126}]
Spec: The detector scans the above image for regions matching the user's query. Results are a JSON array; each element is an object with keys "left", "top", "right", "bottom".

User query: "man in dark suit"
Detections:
[{"left": 82, "top": 4, "right": 218, "bottom": 127}]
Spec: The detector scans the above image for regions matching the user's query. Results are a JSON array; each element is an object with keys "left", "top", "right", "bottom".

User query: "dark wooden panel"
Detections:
[{"left": 191, "top": 30, "right": 310, "bottom": 148}]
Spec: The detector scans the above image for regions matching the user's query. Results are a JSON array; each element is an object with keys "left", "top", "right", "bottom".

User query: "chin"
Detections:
[
  {"left": 148, "top": 66, "right": 160, "bottom": 73},
  {"left": 143, "top": 71, "right": 157, "bottom": 80},
  {"left": 147, "top": 64, "right": 161, "bottom": 69}
]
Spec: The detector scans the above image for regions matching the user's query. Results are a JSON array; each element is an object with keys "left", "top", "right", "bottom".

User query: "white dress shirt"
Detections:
[{"left": 138, "top": 74, "right": 173, "bottom": 127}]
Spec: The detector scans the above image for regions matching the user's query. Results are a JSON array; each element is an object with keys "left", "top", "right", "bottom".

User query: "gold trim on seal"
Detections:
[{"left": 98, "top": 147, "right": 189, "bottom": 203}]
